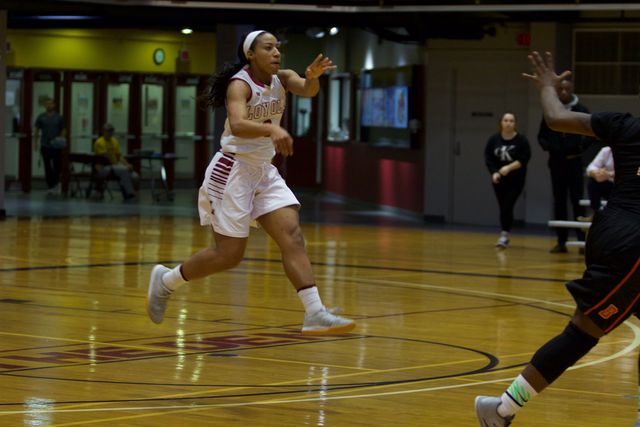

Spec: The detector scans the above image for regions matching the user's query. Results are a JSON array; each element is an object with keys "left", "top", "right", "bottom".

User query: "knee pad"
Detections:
[{"left": 531, "top": 322, "right": 599, "bottom": 384}]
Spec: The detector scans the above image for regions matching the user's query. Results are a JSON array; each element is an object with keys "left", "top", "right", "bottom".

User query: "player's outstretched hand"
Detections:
[
  {"left": 522, "top": 51, "right": 572, "bottom": 89},
  {"left": 305, "top": 54, "right": 337, "bottom": 79}
]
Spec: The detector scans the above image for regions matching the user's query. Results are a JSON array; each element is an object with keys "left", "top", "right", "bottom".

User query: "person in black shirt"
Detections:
[
  {"left": 475, "top": 51, "right": 640, "bottom": 427},
  {"left": 484, "top": 112, "right": 531, "bottom": 248},
  {"left": 538, "top": 79, "right": 590, "bottom": 253},
  {"left": 34, "top": 98, "right": 66, "bottom": 195}
]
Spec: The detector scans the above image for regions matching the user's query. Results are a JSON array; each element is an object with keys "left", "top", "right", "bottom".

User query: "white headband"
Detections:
[{"left": 243, "top": 30, "right": 265, "bottom": 59}]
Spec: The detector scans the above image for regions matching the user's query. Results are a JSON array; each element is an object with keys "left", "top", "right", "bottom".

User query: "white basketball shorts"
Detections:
[{"left": 198, "top": 151, "right": 300, "bottom": 238}]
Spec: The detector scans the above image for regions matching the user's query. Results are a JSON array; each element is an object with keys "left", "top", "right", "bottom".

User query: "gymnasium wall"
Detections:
[
  {"left": 321, "top": 29, "right": 425, "bottom": 214},
  {"left": 6, "top": 28, "right": 216, "bottom": 75},
  {"left": 423, "top": 23, "right": 537, "bottom": 225},
  {"left": 279, "top": 33, "right": 324, "bottom": 76}
]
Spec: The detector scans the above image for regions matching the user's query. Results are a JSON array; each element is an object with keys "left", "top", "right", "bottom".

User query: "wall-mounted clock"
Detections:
[{"left": 153, "top": 48, "right": 165, "bottom": 65}]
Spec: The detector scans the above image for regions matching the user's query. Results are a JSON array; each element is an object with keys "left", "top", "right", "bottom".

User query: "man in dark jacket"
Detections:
[{"left": 538, "top": 79, "right": 590, "bottom": 253}]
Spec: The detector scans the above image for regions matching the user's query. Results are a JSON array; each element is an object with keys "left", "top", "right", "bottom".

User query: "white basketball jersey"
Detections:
[{"left": 220, "top": 67, "right": 286, "bottom": 163}]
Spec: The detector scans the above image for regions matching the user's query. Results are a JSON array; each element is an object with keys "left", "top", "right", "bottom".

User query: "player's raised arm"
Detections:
[
  {"left": 523, "top": 51, "right": 594, "bottom": 137},
  {"left": 279, "top": 54, "right": 336, "bottom": 97}
]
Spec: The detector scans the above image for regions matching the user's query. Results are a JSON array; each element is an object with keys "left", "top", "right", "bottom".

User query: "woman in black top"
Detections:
[{"left": 484, "top": 112, "right": 532, "bottom": 248}]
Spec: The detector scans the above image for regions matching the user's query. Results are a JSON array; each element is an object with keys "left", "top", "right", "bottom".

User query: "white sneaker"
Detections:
[
  {"left": 146, "top": 265, "right": 172, "bottom": 324},
  {"left": 301, "top": 308, "right": 356, "bottom": 335},
  {"left": 475, "top": 396, "right": 514, "bottom": 427},
  {"left": 495, "top": 235, "right": 509, "bottom": 249},
  {"left": 46, "top": 183, "right": 61, "bottom": 195}
]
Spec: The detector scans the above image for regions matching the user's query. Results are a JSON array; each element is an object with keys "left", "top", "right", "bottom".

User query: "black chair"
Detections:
[{"left": 68, "top": 153, "right": 116, "bottom": 199}]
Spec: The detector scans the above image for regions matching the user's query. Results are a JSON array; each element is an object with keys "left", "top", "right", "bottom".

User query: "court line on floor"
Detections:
[
  {"left": 0, "top": 268, "right": 615, "bottom": 379},
  {"left": 0, "top": 285, "right": 637, "bottom": 422},
  {"left": 5, "top": 337, "right": 636, "bottom": 427},
  {"left": 0, "top": 257, "right": 569, "bottom": 283}
]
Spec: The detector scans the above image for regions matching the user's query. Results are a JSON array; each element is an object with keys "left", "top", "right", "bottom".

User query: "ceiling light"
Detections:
[
  {"left": 306, "top": 27, "right": 326, "bottom": 39},
  {"left": 181, "top": 28, "right": 193, "bottom": 35},
  {"left": 329, "top": 27, "right": 339, "bottom": 36}
]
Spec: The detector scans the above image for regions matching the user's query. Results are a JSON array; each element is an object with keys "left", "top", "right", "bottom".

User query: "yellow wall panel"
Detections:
[{"left": 7, "top": 29, "right": 216, "bottom": 75}]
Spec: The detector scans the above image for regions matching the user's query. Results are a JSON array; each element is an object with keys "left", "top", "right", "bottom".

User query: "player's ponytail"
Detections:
[
  {"left": 202, "top": 64, "right": 245, "bottom": 109},
  {"left": 201, "top": 31, "right": 264, "bottom": 109}
]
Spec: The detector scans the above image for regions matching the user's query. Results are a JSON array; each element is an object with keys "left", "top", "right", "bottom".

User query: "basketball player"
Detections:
[
  {"left": 147, "top": 30, "right": 355, "bottom": 335},
  {"left": 475, "top": 51, "right": 640, "bottom": 426}
]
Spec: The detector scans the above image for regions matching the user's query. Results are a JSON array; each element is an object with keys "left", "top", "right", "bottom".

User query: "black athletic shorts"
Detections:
[{"left": 566, "top": 207, "right": 640, "bottom": 334}]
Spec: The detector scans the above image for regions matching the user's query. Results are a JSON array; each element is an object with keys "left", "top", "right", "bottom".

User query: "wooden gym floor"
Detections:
[{"left": 0, "top": 190, "right": 637, "bottom": 426}]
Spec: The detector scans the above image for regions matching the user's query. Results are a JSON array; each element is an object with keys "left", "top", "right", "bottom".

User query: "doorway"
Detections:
[
  {"left": 450, "top": 53, "right": 529, "bottom": 226},
  {"left": 4, "top": 76, "right": 22, "bottom": 189}
]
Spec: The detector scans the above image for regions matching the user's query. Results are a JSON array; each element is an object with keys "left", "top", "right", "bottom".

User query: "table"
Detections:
[{"left": 124, "top": 152, "right": 183, "bottom": 201}]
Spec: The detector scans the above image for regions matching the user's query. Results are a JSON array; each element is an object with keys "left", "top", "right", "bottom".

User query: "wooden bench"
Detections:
[
  {"left": 579, "top": 198, "right": 607, "bottom": 208},
  {"left": 547, "top": 220, "right": 591, "bottom": 249},
  {"left": 547, "top": 220, "right": 591, "bottom": 230}
]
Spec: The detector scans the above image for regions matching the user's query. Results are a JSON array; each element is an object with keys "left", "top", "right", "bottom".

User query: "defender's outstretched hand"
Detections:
[
  {"left": 522, "top": 51, "right": 572, "bottom": 89},
  {"left": 305, "top": 54, "right": 337, "bottom": 79}
]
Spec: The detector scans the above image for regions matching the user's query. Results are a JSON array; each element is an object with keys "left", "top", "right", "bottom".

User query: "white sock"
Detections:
[
  {"left": 162, "top": 265, "right": 187, "bottom": 291},
  {"left": 500, "top": 230, "right": 509, "bottom": 237},
  {"left": 297, "top": 286, "right": 324, "bottom": 316},
  {"left": 498, "top": 375, "right": 538, "bottom": 417}
]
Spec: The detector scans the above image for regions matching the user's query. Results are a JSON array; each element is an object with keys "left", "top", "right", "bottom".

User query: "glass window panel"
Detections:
[
  {"left": 573, "top": 31, "right": 640, "bottom": 94},
  {"left": 174, "top": 85, "right": 196, "bottom": 178},
  {"left": 621, "top": 33, "right": 640, "bottom": 62},
  {"left": 327, "top": 76, "right": 352, "bottom": 142},
  {"left": 575, "top": 64, "right": 620, "bottom": 95},
  {"left": 107, "top": 83, "right": 130, "bottom": 152},
  {"left": 293, "top": 96, "right": 311, "bottom": 137},
  {"left": 4, "top": 79, "right": 21, "bottom": 181},
  {"left": 575, "top": 32, "right": 618, "bottom": 62},
  {"left": 621, "top": 65, "right": 640, "bottom": 94},
  {"left": 328, "top": 79, "right": 341, "bottom": 140},
  {"left": 141, "top": 83, "right": 164, "bottom": 153},
  {"left": 70, "top": 82, "right": 94, "bottom": 153},
  {"left": 340, "top": 78, "right": 351, "bottom": 140},
  {"left": 175, "top": 86, "right": 196, "bottom": 136},
  {"left": 355, "top": 88, "right": 362, "bottom": 142}
]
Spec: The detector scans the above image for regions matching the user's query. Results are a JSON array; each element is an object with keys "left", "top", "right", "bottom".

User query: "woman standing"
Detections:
[
  {"left": 146, "top": 30, "right": 355, "bottom": 335},
  {"left": 484, "top": 112, "right": 531, "bottom": 248}
]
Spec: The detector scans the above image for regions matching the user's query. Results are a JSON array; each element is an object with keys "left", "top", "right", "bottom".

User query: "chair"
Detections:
[{"left": 68, "top": 153, "right": 116, "bottom": 199}]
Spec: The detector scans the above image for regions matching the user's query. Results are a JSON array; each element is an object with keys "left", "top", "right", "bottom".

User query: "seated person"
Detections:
[
  {"left": 93, "top": 123, "right": 139, "bottom": 200},
  {"left": 584, "top": 145, "right": 614, "bottom": 220}
]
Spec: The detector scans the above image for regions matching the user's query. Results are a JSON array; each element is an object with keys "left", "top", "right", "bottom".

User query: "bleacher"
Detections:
[{"left": 546, "top": 199, "right": 606, "bottom": 250}]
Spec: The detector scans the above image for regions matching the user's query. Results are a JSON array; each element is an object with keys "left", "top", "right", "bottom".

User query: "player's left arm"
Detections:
[
  {"left": 278, "top": 54, "right": 336, "bottom": 97},
  {"left": 523, "top": 51, "right": 595, "bottom": 137},
  {"left": 540, "top": 87, "right": 594, "bottom": 137}
]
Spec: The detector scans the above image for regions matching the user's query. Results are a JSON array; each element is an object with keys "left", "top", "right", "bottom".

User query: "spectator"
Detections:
[
  {"left": 34, "top": 97, "right": 66, "bottom": 195},
  {"left": 93, "top": 123, "right": 138, "bottom": 200},
  {"left": 538, "top": 79, "right": 591, "bottom": 253},
  {"left": 582, "top": 145, "right": 614, "bottom": 221}
]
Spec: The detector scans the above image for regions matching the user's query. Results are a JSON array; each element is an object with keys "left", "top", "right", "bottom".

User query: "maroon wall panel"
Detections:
[{"left": 323, "top": 144, "right": 423, "bottom": 213}]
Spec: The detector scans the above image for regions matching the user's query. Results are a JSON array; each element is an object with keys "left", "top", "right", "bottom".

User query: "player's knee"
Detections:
[
  {"left": 210, "top": 245, "right": 244, "bottom": 269},
  {"left": 291, "top": 226, "right": 305, "bottom": 248},
  {"left": 223, "top": 253, "right": 243, "bottom": 269},
  {"left": 531, "top": 322, "right": 599, "bottom": 384},
  {"left": 281, "top": 224, "right": 305, "bottom": 250},
  {"left": 224, "top": 248, "right": 245, "bottom": 268}
]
